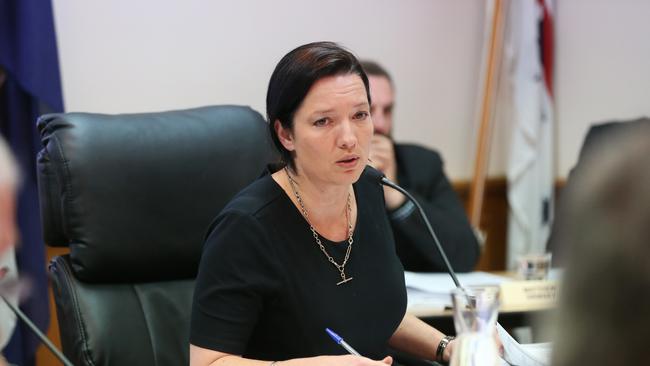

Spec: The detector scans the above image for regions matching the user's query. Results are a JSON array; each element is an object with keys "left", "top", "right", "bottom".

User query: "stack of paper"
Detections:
[{"left": 405, "top": 271, "right": 513, "bottom": 310}]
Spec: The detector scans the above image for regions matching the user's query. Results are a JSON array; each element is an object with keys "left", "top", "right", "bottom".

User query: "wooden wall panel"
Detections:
[
  {"left": 35, "top": 247, "right": 68, "bottom": 366},
  {"left": 454, "top": 177, "right": 508, "bottom": 271}
]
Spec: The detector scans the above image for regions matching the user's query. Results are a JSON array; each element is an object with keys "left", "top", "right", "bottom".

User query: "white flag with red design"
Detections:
[{"left": 505, "top": 0, "right": 555, "bottom": 269}]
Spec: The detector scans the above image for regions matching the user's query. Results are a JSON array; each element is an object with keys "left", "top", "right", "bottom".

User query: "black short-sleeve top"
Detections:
[{"left": 190, "top": 167, "right": 407, "bottom": 360}]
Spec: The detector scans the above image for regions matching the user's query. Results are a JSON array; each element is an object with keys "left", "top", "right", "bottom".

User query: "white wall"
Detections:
[
  {"left": 52, "top": 0, "right": 650, "bottom": 179},
  {"left": 554, "top": 0, "right": 650, "bottom": 177}
]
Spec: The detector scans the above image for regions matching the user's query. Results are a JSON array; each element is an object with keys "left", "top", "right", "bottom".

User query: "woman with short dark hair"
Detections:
[{"left": 190, "top": 42, "right": 456, "bottom": 366}]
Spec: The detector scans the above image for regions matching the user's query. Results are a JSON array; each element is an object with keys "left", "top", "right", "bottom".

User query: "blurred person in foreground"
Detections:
[
  {"left": 0, "top": 135, "right": 18, "bottom": 365},
  {"left": 360, "top": 60, "right": 479, "bottom": 272},
  {"left": 189, "top": 42, "right": 466, "bottom": 366},
  {"left": 0, "top": 136, "right": 18, "bottom": 254},
  {"left": 550, "top": 119, "right": 650, "bottom": 365},
  {"left": 547, "top": 117, "right": 650, "bottom": 266}
]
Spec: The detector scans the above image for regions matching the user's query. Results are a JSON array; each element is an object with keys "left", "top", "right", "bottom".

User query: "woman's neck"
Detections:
[{"left": 272, "top": 167, "right": 356, "bottom": 241}]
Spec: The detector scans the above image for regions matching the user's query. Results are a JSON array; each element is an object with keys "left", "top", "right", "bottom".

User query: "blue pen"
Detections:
[{"left": 325, "top": 328, "right": 361, "bottom": 356}]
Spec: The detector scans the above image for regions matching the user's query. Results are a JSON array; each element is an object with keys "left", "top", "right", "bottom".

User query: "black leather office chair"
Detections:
[{"left": 36, "top": 105, "right": 277, "bottom": 366}]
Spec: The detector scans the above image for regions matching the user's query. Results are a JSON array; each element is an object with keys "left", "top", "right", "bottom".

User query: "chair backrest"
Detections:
[{"left": 37, "top": 105, "right": 277, "bottom": 366}]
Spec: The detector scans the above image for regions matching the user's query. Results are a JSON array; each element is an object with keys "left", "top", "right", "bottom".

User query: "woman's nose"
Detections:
[{"left": 338, "top": 120, "right": 357, "bottom": 149}]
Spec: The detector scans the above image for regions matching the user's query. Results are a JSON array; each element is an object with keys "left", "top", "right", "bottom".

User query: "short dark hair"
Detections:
[
  {"left": 359, "top": 60, "right": 392, "bottom": 84},
  {"left": 266, "top": 41, "right": 371, "bottom": 170}
]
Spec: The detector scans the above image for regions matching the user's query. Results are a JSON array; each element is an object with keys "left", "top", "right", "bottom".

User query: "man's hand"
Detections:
[{"left": 369, "top": 135, "right": 405, "bottom": 210}]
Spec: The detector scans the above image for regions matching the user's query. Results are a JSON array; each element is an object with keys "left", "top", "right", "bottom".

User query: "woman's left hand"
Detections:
[{"left": 443, "top": 332, "right": 504, "bottom": 363}]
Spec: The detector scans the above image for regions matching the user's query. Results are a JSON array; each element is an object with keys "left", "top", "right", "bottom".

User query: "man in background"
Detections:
[{"left": 361, "top": 60, "right": 480, "bottom": 272}]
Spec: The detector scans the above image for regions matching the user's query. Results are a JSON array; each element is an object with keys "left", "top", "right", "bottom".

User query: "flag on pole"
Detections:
[
  {"left": 0, "top": 0, "right": 64, "bottom": 364},
  {"left": 504, "top": 0, "right": 555, "bottom": 269}
]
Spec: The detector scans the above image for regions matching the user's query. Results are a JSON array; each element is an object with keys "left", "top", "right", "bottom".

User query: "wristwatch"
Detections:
[{"left": 436, "top": 335, "right": 455, "bottom": 363}]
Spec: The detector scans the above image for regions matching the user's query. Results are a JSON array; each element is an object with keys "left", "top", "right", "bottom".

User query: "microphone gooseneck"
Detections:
[
  {"left": 379, "top": 176, "right": 463, "bottom": 290},
  {"left": 0, "top": 294, "right": 74, "bottom": 366}
]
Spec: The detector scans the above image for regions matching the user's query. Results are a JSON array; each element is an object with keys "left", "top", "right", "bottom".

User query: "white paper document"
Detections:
[
  {"left": 497, "top": 324, "right": 551, "bottom": 366},
  {"left": 405, "top": 271, "right": 513, "bottom": 310}
]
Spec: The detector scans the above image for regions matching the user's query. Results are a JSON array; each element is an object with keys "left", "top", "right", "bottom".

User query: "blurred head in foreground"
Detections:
[{"left": 551, "top": 120, "right": 650, "bottom": 366}]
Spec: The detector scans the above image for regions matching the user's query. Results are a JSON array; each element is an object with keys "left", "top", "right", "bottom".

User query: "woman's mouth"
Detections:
[{"left": 336, "top": 156, "right": 360, "bottom": 169}]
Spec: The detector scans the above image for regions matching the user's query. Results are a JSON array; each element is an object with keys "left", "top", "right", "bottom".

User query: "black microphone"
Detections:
[
  {"left": 369, "top": 167, "right": 508, "bottom": 351},
  {"left": 366, "top": 166, "right": 463, "bottom": 289}
]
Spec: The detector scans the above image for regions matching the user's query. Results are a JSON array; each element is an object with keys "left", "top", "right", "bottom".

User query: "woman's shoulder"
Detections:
[
  {"left": 204, "top": 174, "right": 285, "bottom": 240},
  {"left": 223, "top": 174, "right": 284, "bottom": 216}
]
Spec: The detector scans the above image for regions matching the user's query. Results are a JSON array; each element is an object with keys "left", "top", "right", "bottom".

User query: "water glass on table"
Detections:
[
  {"left": 450, "top": 286, "right": 500, "bottom": 366},
  {"left": 517, "top": 253, "right": 552, "bottom": 281}
]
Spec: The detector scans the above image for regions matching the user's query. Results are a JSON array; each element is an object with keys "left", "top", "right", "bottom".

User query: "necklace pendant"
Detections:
[
  {"left": 285, "top": 168, "right": 356, "bottom": 287},
  {"left": 336, "top": 276, "right": 353, "bottom": 286}
]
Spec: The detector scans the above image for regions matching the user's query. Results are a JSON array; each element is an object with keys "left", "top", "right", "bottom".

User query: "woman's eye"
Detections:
[
  {"left": 354, "top": 111, "right": 369, "bottom": 120},
  {"left": 313, "top": 118, "right": 328, "bottom": 126}
]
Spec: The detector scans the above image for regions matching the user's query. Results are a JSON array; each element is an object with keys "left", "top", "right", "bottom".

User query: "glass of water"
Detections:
[
  {"left": 517, "top": 252, "right": 552, "bottom": 281},
  {"left": 450, "top": 286, "right": 500, "bottom": 366}
]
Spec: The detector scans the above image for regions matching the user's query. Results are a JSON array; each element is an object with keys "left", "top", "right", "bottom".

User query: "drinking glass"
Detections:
[
  {"left": 517, "top": 252, "right": 552, "bottom": 281},
  {"left": 449, "top": 286, "right": 500, "bottom": 366}
]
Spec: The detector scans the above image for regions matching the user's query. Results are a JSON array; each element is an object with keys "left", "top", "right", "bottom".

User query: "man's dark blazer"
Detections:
[{"left": 388, "top": 143, "right": 480, "bottom": 272}]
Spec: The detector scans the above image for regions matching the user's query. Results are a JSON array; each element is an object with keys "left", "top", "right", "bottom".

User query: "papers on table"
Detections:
[
  {"left": 405, "top": 271, "right": 513, "bottom": 310},
  {"left": 444, "top": 324, "right": 552, "bottom": 366},
  {"left": 497, "top": 323, "right": 551, "bottom": 366},
  {"left": 405, "top": 271, "right": 553, "bottom": 366}
]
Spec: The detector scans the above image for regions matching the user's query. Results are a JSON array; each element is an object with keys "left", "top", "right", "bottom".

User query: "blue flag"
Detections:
[{"left": 0, "top": 0, "right": 64, "bottom": 365}]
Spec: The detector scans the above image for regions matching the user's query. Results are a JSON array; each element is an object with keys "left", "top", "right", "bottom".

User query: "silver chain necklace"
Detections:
[{"left": 285, "top": 167, "right": 354, "bottom": 286}]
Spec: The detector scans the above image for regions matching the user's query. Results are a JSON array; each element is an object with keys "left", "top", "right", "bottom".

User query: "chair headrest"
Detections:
[{"left": 37, "top": 105, "right": 277, "bottom": 283}]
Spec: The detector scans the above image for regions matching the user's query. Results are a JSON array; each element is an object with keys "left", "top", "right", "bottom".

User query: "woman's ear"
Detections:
[{"left": 274, "top": 120, "right": 295, "bottom": 151}]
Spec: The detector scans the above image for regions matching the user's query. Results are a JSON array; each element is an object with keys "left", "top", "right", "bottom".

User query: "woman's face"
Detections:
[{"left": 276, "top": 73, "right": 373, "bottom": 187}]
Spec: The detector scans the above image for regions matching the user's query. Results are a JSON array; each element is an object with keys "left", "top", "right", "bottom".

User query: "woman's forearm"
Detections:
[
  {"left": 190, "top": 345, "right": 393, "bottom": 366},
  {"left": 388, "top": 313, "right": 447, "bottom": 361}
]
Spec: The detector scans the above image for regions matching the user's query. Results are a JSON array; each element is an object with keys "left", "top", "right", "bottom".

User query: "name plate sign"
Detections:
[{"left": 499, "top": 280, "right": 558, "bottom": 309}]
